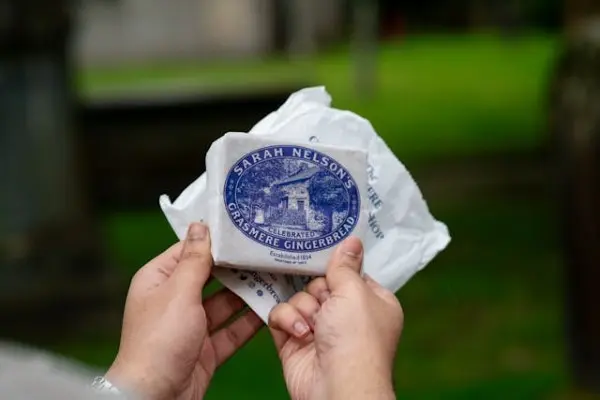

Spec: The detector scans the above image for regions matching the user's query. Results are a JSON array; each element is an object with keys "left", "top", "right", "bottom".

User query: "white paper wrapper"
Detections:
[
  {"left": 205, "top": 132, "right": 369, "bottom": 275},
  {"left": 160, "top": 87, "right": 451, "bottom": 323}
]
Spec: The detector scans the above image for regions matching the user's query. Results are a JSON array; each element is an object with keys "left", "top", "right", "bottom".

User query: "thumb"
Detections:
[
  {"left": 172, "top": 222, "right": 213, "bottom": 295},
  {"left": 325, "top": 237, "right": 365, "bottom": 292}
]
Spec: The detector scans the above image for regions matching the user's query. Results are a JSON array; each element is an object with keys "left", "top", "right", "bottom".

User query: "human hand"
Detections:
[
  {"left": 269, "top": 237, "right": 403, "bottom": 400},
  {"left": 106, "top": 223, "right": 263, "bottom": 399}
]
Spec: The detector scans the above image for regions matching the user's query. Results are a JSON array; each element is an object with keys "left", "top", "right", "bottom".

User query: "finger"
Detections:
[
  {"left": 268, "top": 303, "right": 311, "bottom": 351},
  {"left": 326, "top": 236, "right": 365, "bottom": 292},
  {"left": 132, "top": 241, "right": 185, "bottom": 290},
  {"left": 151, "top": 241, "right": 185, "bottom": 278},
  {"left": 212, "top": 310, "right": 264, "bottom": 366},
  {"left": 148, "top": 243, "right": 215, "bottom": 282},
  {"left": 305, "top": 277, "right": 330, "bottom": 304},
  {"left": 288, "top": 292, "right": 320, "bottom": 329},
  {"left": 267, "top": 305, "right": 290, "bottom": 352},
  {"left": 204, "top": 288, "right": 246, "bottom": 332},
  {"left": 364, "top": 274, "right": 384, "bottom": 293},
  {"left": 171, "top": 223, "right": 212, "bottom": 294},
  {"left": 364, "top": 274, "right": 400, "bottom": 305}
]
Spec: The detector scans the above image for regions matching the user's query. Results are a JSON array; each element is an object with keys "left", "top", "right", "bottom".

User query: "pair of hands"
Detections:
[{"left": 107, "top": 223, "right": 403, "bottom": 400}]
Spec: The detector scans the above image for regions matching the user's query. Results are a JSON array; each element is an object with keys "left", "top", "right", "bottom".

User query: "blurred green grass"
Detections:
[
  {"left": 80, "top": 34, "right": 559, "bottom": 161},
  {"left": 61, "top": 34, "right": 570, "bottom": 397}
]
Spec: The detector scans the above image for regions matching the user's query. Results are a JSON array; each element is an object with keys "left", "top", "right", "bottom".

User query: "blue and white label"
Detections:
[{"left": 224, "top": 145, "right": 361, "bottom": 253}]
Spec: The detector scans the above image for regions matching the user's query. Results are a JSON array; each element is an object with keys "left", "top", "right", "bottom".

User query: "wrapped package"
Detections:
[
  {"left": 160, "top": 87, "right": 451, "bottom": 322},
  {"left": 206, "top": 132, "right": 369, "bottom": 275}
]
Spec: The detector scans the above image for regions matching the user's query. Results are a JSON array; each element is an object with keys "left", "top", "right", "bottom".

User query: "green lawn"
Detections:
[
  {"left": 51, "top": 197, "right": 567, "bottom": 399},
  {"left": 80, "top": 34, "right": 560, "bottom": 161}
]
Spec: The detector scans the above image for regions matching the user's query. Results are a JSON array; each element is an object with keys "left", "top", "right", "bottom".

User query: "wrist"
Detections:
[
  {"left": 322, "top": 352, "right": 395, "bottom": 400},
  {"left": 106, "top": 357, "right": 173, "bottom": 400},
  {"left": 326, "top": 373, "right": 395, "bottom": 400}
]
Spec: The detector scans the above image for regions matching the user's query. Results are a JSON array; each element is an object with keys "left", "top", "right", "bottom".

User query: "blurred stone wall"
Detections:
[
  {"left": 74, "top": 0, "right": 274, "bottom": 67},
  {"left": 73, "top": 0, "right": 344, "bottom": 68}
]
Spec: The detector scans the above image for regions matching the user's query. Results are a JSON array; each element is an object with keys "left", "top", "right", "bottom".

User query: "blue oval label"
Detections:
[{"left": 224, "top": 145, "right": 360, "bottom": 253}]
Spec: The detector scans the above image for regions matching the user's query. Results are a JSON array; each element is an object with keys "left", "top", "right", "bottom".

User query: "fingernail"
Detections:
[
  {"left": 293, "top": 321, "right": 309, "bottom": 337},
  {"left": 341, "top": 237, "right": 362, "bottom": 258},
  {"left": 319, "top": 290, "right": 331, "bottom": 303},
  {"left": 188, "top": 223, "right": 207, "bottom": 240}
]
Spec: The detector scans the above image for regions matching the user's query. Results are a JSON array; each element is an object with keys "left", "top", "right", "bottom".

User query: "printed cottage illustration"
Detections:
[{"left": 235, "top": 158, "right": 351, "bottom": 237}]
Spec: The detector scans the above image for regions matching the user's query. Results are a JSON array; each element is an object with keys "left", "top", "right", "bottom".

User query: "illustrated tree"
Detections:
[
  {"left": 283, "top": 159, "right": 309, "bottom": 176},
  {"left": 264, "top": 185, "right": 284, "bottom": 206},
  {"left": 236, "top": 159, "right": 287, "bottom": 217},
  {"left": 307, "top": 171, "right": 349, "bottom": 233}
]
